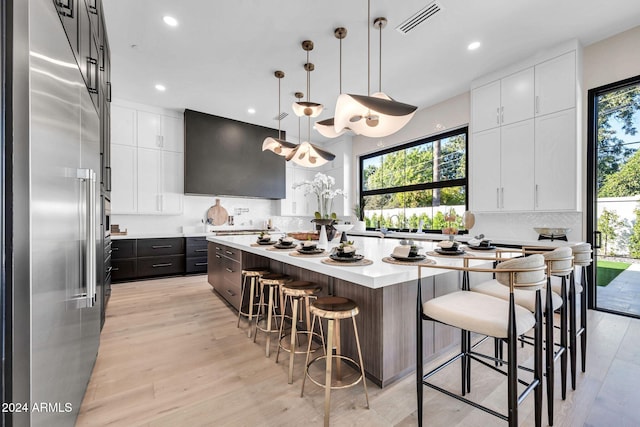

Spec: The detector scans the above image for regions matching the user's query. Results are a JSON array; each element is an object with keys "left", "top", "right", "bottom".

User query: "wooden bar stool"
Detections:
[
  {"left": 301, "top": 296, "right": 369, "bottom": 427},
  {"left": 253, "top": 273, "right": 291, "bottom": 357},
  {"left": 276, "top": 281, "right": 323, "bottom": 384},
  {"left": 237, "top": 267, "right": 270, "bottom": 338},
  {"left": 569, "top": 242, "right": 592, "bottom": 388}
]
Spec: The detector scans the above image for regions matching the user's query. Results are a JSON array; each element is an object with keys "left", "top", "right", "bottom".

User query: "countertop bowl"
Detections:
[{"left": 534, "top": 227, "right": 571, "bottom": 236}]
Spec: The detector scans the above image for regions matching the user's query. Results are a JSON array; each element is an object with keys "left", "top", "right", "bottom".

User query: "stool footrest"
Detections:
[{"left": 305, "top": 354, "right": 365, "bottom": 390}]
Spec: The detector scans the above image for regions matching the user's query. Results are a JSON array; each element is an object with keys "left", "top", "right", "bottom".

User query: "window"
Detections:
[{"left": 359, "top": 127, "right": 468, "bottom": 232}]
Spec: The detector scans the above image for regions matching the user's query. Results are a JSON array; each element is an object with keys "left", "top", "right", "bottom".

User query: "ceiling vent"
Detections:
[
  {"left": 273, "top": 112, "right": 288, "bottom": 121},
  {"left": 395, "top": 1, "right": 443, "bottom": 34}
]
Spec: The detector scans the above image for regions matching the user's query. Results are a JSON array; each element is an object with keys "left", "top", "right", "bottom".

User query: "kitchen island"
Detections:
[{"left": 207, "top": 234, "right": 503, "bottom": 387}]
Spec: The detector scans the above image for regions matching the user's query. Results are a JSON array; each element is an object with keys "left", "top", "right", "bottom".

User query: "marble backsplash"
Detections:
[{"left": 471, "top": 211, "right": 584, "bottom": 242}]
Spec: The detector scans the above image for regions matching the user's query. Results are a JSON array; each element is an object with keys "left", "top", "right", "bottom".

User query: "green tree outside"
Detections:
[{"left": 597, "top": 208, "right": 625, "bottom": 256}]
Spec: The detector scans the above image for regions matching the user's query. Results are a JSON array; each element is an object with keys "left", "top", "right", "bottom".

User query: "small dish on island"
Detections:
[
  {"left": 300, "top": 241, "right": 318, "bottom": 252},
  {"left": 334, "top": 241, "right": 357, "bottom": 258},
  {"left": 278, "top": 236, "right": 295, "bottom": 246}
]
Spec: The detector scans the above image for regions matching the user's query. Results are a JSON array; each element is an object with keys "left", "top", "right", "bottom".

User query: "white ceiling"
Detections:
[{"left": 102, "top": 0, "right": 640, "bottom": 142}]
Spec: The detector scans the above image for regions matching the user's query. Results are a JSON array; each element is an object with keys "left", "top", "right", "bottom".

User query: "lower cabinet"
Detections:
[
  {"left": 111, "top": 237, "right": 185, "bottom": 282},
  {"left": 208, "top": 242, "right": 243, "bottom": 310},
  {"left": 186, "top": 236, "right": 208, "bottom": 274}
]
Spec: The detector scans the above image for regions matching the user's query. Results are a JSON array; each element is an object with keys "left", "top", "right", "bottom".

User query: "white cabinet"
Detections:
[
  {"left": 111, "top": 144, "right": 137, "bottom": 213},
  {"left": 471, "top": 120, "right": 534, "bottom": 212},
  {"left": 471, "top": 68, "right": 534, "bottom": 133},
  {"left": 534, "top": 109, "right": 577, "bottom": 210},
  {"left": 136, "top": 148, "right": 184, "bottom": 214},
  {"left": 281, "top": 165, "right": 316, "bottom": 216},
  {"left": 535, "top": 51, "right": 576, "bottom": 116},
  {"left": 137, "top": 110, "right": 184, "bottom": 152},
  {"left": 111, "top": 105, "right": 136, "bottom": 146}
]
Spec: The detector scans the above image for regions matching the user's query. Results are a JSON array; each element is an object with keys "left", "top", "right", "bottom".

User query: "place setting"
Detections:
[
  {"left": 267, "top": 235, "right": 299, "bottom": 251},
  {"left": 463, "top": 235, "right": 496, "bottom": 252},
  {"left": 289, "top": 240, "right": 327, "bottom": 257},
  {"left": 383, "top": 243, "right": 435, "bottom": 266},
  {"left": 426, "top": 240, "right": 472, "bottom": 257},
  {"left": 321, "top": 241, "right": 373, "bottom": 266},
  {"left": 250, "top": 231, "right": 277, "bottom": 247}
]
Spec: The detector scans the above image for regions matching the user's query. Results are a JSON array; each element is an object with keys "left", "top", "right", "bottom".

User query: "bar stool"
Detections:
[
  {"left": 253, "top": 273, "right": 291, "bottom": 357},
  {"left": 275, "top": 281, "right": 323, "bottom": 384},
  {"left": 237, "top": 267, "right": 270, "bottom": 338},
  {"left": 568, "top": 243, "right": 592, "bottom": 389},
  {"left": 301, "top": 296, "right": 369, "bottom": 427}
]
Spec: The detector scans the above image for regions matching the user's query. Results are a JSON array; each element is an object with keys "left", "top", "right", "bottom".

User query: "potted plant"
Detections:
[{"left": 293, "top": 173, "right": 346, "bottom": 240}]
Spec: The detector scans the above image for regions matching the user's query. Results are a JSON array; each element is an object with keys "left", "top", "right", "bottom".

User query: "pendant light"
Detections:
[
  {"left": 334, "top": 2, "right": 417, "bottom": 138},
  {"left": 292, "top": 41, "right": 323, "bottom": 118},
  {"left": 315, "top": 27, "right": 350, "bottom": 139},
  {"left": 286, "top": 86, "right": 335, "bottom": 167},
  {"left": 262, "top": 70, "right": 297, "bottom": 156}
]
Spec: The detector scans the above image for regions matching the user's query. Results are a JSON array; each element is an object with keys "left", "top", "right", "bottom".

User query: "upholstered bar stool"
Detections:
[
  {"left": 253, "top": 273, "right": 291, "bottom": 357},
  {"left": 275, "top": 281, "right": 323, "bottom": 384},
  {"left": 568, "top": 242, "right": 592, "bottom": 389},
  {"left": 237, "top": 267, "right": 270, "bottom": 338},
  {"left": 301, "top": 296, "right": 369, "bottom": 427}
]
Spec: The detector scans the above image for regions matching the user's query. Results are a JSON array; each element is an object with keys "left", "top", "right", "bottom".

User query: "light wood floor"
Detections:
[{"left": 77, "top": 275, "right": 640, "bottom": 426}]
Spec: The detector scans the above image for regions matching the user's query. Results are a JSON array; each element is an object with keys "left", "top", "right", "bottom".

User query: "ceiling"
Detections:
[{"left": 102, "top": 0, "right": 640, "bottom": 142}]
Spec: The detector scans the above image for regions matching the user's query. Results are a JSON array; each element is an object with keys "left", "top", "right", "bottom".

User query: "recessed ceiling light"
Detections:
[
  {"left": 467, "top": 41, "right": 481, "bottom": 51},
  {"left": 155, "top": 84, "right": 166, "bottom": 91},
  {"left": 163, "top": 16, "right": 178, "bottom": 27},
  {"left": 247, "top": 108, "right": 256, "bottom": 114}
]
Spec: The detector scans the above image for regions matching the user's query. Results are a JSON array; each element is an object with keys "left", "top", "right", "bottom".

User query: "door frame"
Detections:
[{"left": 586, "top": 74, "right": 640, "bottom": 315}]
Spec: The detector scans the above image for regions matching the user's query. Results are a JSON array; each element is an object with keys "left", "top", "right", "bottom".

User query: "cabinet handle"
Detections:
[
  {"left": 535, "top": 95, "right": 540, "bottom": 114},
  {"left": 112, "top": 247, "right": 119, "bottom": 251},
  {"left": 55, "top": 0, "right": 73, "bottom": 17},
  {"left": 99, "top": 45, "right": 105, "bottom": 72},
  {"left": 225, "top": 289, "right": 236, "bottom": 297},
  {"left": 225, "top": 250, "right": 233, "bottom": 255},
  {"left": 160, "top": 194, "right": 164, "bottom": 211},
  {"left": 194, "top": 249, "right": 208, "bottom": 253},
  {"left": 496, "top": 188, "right": 500, "bottom": 209},
  {"left": 112, "top": 267, "right": 119, "bottom": 271},
  {"left": 156, "top": 135, "right": 164, "bottom": 148},
  {"left": 594, "top": 231, "right": 602, "bottom": 249},
  {"left": 87, "top": 57, "right": 98, "bottom": 94},
  {"left": 535, "top": 184, "right": 539, "bottom": 208},
  {"left": 225, "top": 267, "right": 234, "bottom": 273},
  {"left": 106, "top": 82, "right": 112, "bottom": 102},
  {"left": 496, "top": 107, "right": 500, "bottom": 125},
  {"left": 500, "top": 106, "right": 504, "bottom": 124},
  {"left": 501, "top": 187, "right": 504, "bottom": 209},
  {"left": 152, "top": 263, "right": 172, "bottom": 268},
  {"left": 194, "top": 262, "right": 208, "bottom": 266},
  {"left": 88, "top": 0, "right": 97, "bottom": 14},
  {"left": 151, "top": 245, "right": 172, "bottom": 249},
  {"left": 215, "top": 254, "right": 221, "bottom": 259}
]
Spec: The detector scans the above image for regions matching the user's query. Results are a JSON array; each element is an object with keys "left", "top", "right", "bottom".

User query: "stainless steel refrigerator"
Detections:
[{"left": 2, "top": 0, "right": 101, "bottom": 425}]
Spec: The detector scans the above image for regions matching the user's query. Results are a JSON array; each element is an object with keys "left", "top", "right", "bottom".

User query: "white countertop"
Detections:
[{"left": 207, "top": 234, "right": 508, "bottom": 289}]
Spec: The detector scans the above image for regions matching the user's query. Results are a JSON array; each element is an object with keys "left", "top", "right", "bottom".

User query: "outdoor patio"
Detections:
[{"left": 597, "top": 262, "right": 640, "bottom": 316}]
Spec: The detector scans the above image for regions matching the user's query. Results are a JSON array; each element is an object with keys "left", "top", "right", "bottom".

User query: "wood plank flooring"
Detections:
[{"left": 77, "top": 275, "right": 640, "bottom": 426}]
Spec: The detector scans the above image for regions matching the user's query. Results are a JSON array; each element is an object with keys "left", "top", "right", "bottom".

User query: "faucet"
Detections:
[{"left": 389, "top": 215, "right": 402, "bottom": 230}]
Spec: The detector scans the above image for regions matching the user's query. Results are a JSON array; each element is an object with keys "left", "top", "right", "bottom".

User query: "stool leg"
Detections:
[
  {"left": 560, "top": 276, "right": 568, "bottom": 400},
  {"left": 253, "top": 282, "right": 265, "bottom": 343},
  {"left": 580, "top": 266, "right": 588, "bottom": 373},
  {"left": 301, "top": 314, "right": 318, "bottom": 397},
  {"left": 334, "top": 320, "right": 342, "bottom": 381},
  {"left": 247, "top": 276, "right": 257, "bottom": 338},
  {"left": 275, "top": 294, "right": 290, "bottom": 364},
  {"left": 288, "top": 297, "right": 299, "bottom": 384},
  {"left": 544, "top": 280, "right": 555, "bottom": 426},
  {"left": 324, "top": 318, "right": 335, "bottom": 427},
  {"left": 266, "top": 285, "right": 275, "bottom": 357},
  {"left": 569, "top": 272, "right": 578, "bottom": 390},
  {"left": 352, "top": 316, "right": 370, "bottom": 409},
  {"left": 237, "top": 274, "right": 247, "bottom": 328}
]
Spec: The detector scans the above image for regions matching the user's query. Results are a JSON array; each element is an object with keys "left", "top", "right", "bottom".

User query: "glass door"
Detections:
[{"left": 588, "top": 76, "right": 640, "bottom": 317}]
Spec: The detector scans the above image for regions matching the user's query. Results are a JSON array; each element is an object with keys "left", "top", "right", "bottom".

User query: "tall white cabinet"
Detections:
[
  {"left": 470, "top": 43, "right": 580, "bottom": 212},
  {"left": 111, "top": 101, "right": 184, "bottom": 215}
]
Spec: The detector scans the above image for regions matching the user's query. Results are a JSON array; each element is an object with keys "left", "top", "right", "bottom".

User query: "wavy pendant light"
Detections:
[
  {"left": 315, "top": 27, "right": 350, "bottom": 138},
  {"left": 334, "top": 2, "right": 417, "bottom": 138},
  {"left": 286, "top": 93, "right": 335, "bottom": 167},
  {"left": 262, "top": 70, "right": 297, "bottom": 156},
  {"left": 292, "top": 40, "right": 323, "bottom": 118}
]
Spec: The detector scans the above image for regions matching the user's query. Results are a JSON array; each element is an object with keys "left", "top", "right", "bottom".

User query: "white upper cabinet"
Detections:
[
  {"left": 137, "top": 148, "right": 162, "bottom": 214},
  {"left": 470, "top": 127, "right": 501, "bottom": 212},
  {"left": 535, "top": 51, "right": 576, "bottom": 116},
  {"left": 137, "top": 110, "right": 184, "bottom": 152},
  {"left": 111, "top": 105, "right": 136, "bottom": 146},
  {"left": 471, "top": 80, "right": 501, "bottom": 132},
  {"left": 111, "top": 144, "right": 137, "bottom": 213},
  {"left": 501, "top": 68, "right": 535, "bottom": 126}
]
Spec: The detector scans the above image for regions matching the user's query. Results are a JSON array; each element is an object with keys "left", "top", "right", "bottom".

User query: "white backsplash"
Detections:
[{"left": 472, "top": 211, "right": 584, "bottom": 242}]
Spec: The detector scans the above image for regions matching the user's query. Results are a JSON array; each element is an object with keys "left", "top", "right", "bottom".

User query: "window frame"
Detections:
[{"left": 358, "top": 126, "right": 469, "bottom": 232}]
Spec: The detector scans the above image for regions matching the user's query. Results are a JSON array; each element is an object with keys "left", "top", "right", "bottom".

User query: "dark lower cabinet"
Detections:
[
  {"left": 112, "top": 237, "right": 185, "bottom": 282},
  {"left": 207, "top": 242, "right": 242, "bottom": 310},
  {"left": 137, "top": 254, "right": 185, "bottom": 277},
  {"left": 185, "top": 237, "right": 208, "bottom": 274}
]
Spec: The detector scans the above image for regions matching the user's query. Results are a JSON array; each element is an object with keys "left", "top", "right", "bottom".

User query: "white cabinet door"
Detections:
[
  {"left": 535, "top": 109, "right": 577, "bottom": 210},
  {"left": 162, "top": 115, "right": 184, "bottom": 152},
  {"left": 137, "top": 148, "right": 161, "bottom": 213},
  {"left": 137, "top": 111, "right": 162, "bottom": 149},
  {"left": 470, "top": 128, "right": 501, "bottom": 212},
  {"left": 111, "top": 144, "right": 137, "bottom": 213},
  {"left": 501, "top": 67, "right": 534, "bottom": 126},
  {"left": 471, "top": 80, "right": 501, "bottom": 133},
  {"left": 111, "top": 105, "right": 136, "bottom": 146},
  {"left": 501, "top": 120, "right": 535, "bottom": 211},
  {"left": 535, "top": 51, "right": 576, "bottom": 116},
  {"left": 162, "top": 151, "right": 184, "bottom": 214}
]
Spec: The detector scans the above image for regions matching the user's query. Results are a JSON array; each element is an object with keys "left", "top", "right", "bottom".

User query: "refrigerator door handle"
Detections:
[{"left": 73, "top": 168, "right": 97, "bottom": 308}]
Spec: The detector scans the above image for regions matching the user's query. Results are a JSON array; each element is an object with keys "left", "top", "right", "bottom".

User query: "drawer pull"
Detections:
[
  {"left": 194, "top": 249, "right": 208, "bottom": 253},
  {"left": 215, "top": 247, "right": 221, "bottom": 251},
  {"left": 106, "top": 266, "right": 113, "bottom": 273},
  {"left": 215, "top": 254, "right": 221, "bottom": 259},
  {"left": 152, "top": 245, "right": 172, "bottom": 249},
  {"left": 112, "top": 267, "right": 120, "bottom": 271},
  {"left": 152, "top": 263, "right": 173, "bottom": 268},
  {"left": 108, "top": 249, "right": 112, "bottom": 255},
  {"left": 225, "top": 289, "right": 236, "bottom": 296},
  {"left": 225, "top": 250, "right": 233, "bottom": 255},
  {"left": 112, "top": 247, "right": 119, "bottom": 251},
  {"left": 195, "top": 262, "right": 208, "bottom": 266},
  {"left": 225, "top": 267, "right": 234, "bottom": 273}
]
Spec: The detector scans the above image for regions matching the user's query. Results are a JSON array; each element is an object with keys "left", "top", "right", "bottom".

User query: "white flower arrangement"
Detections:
[{"left": 293, "top": 172, "right": 346, "bottom": 219}]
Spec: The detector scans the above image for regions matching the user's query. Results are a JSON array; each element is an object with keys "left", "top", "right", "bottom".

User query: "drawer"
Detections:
[
  {"left": 220, "top": 246, "right": 241, "bottom": 262},
  {"left": 137, "top": 255, "right": 185, "bottom": 278},
  {"left": 185, "top": 256, "right": 208, "bottom": 274},
  {"left": 112, "top": 259, "right": 137, "bottom": 281},
  {"left": 216, "top": 277, "right": 242, "bottom": 310},
  {"left": 137, "top": 238, "right": 185, "bottom": 257},
  {"left": 111, "top": 239, "right": 136, "bottom": 259},
  {"left": 186, "top": 237, "right": 208, "bottom": 250},
  {"left": 185, "top": 244, "right": 208, "bottom": 258},
  {"left": 222, "top": 256, "right": 241, "bottom": 284}
]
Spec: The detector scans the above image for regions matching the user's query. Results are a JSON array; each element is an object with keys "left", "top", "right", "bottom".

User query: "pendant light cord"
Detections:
[
  {"left": 379, "top": 19, "right": 382, "bottom": 93},
  {"left": 367, "top": 0, "right": 371, "bottom": 96},
  {"left": 306, "top": 50, "right": 311, "bottom": 102},
  {"left": 339, "top": 36, "right": 343, "bottom": 94},
  {"left": 277, "top": 76, "right": 282, "bottom": 139}
]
